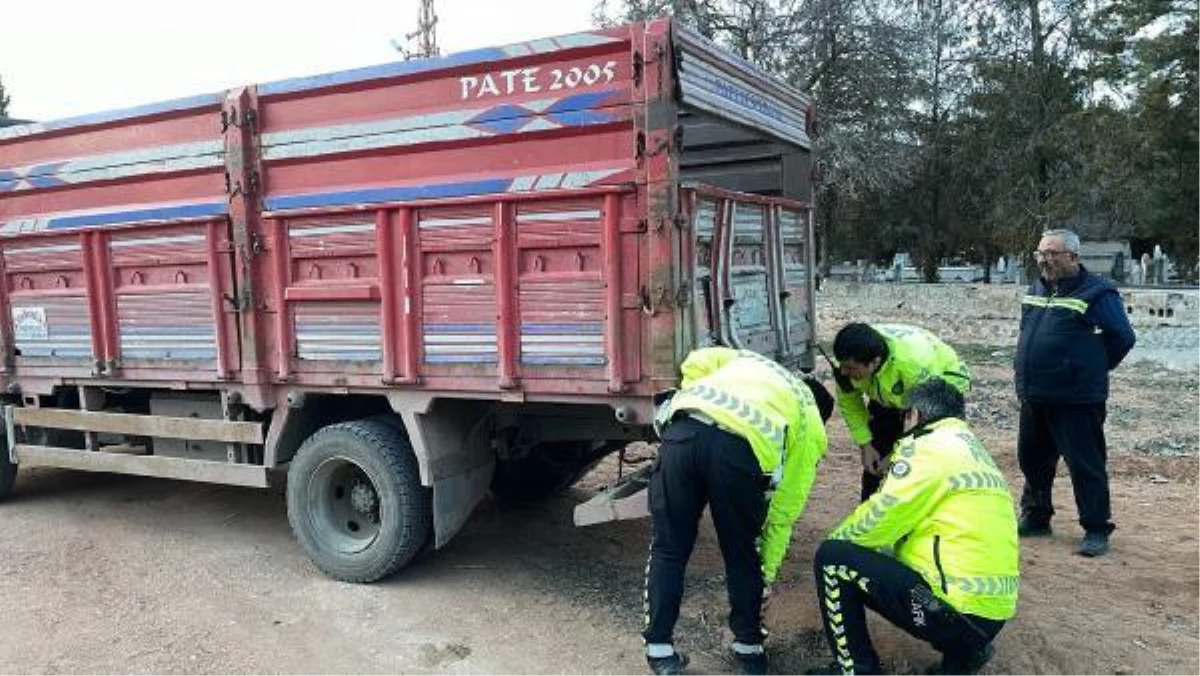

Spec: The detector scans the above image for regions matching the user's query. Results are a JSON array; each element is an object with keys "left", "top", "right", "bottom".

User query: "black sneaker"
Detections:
[
  {"left": 647, "top": 651, "right": 689, "bottom": 675},
  {"left": 928, "top": 643, "right": 994, "bottom": 675},
  {"left": 1017, "top": 515, "right": 1051, "bottom": 537},
  {"left": 732, "top": 649, "right": 768, "bottom": 675},
  {"left": 1077, "top": 531, "right": 1110, "bottom": 557}
]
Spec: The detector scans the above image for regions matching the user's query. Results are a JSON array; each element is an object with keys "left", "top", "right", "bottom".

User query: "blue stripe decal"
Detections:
[
  {"left": 521, "top": 356, "right": 607, "bottom": 366},
  {"left": 468, "top": 104, "right": 533, "bottom": 135},
  {"left": 258, "top": 47, "right": 510, "bottom": 97},
  {"left": 266, "top": 178, "right": 512, "bottom": 211},
  {"left": 26, "top": 174, "right": 68, "bottom": 189},
  {"left": 520, "top": 323, "right": 604, "bottom": 334},
  {"left": 547, "top": 91, "right": 618, "bottom": 113},
  {"left": 48, "top": 202, "right": 228, "bottom": 230},
  {"left": 0, "top": 93, "right": 223, "bottom": 140},
  {"left": 120, "top": 327, "right": 216, "bottom": 336},
  {"left": 25, "top": 161, "right": 69, "bottom": 178},
  {"left": 424, "top": 324, "right": 497, "bottom": 333},
  {"left": 547, "top": 108, "right": 619, "bottom": 127}
]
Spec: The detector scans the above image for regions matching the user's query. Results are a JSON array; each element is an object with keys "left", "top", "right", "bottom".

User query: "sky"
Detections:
[{"left": 0, "top": 0, "right": 600, "bottom": 122}]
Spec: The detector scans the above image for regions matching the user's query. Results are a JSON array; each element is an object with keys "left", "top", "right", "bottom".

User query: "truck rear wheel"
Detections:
[
  {"left": 0, "top": 446, "right": 14, "bottom": 501},
  {"left": 287, "top": 420, "right": 430, "bottom": 582}
]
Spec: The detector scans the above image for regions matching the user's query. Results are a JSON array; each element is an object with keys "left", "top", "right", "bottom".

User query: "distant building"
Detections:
[{"left": 1080, "top": 240, "right": 1131, "bottom": 282}]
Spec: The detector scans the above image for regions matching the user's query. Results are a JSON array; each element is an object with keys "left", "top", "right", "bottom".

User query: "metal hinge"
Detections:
[{"left": 675, "top": 282, "right": 691, "bottom": 307}]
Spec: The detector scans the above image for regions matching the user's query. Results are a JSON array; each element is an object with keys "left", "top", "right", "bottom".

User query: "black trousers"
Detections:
[
  {"left": 643, "top": 417, "right": 769, "bottom": 648},
  {"left": 1017, "top": 400, "right": 1113, "bottom": 533},
  {"left": 860, "top": 404, "right": 907, "bottom": 501},
  {"left": 813, "top": 540, "right": 1005, "bottom": 675}
]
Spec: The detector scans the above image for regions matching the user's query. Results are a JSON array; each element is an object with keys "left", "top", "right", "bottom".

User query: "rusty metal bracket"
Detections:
[
  {"left": 223, "top": 291, "right": 246, "bottom": 312},
  {"left": 655, "top": 43, "right": 667, "bottom": 93},
  {"left": 640, "top": 285, "right": 674, "bottom": 316},
  {"left": 221, "top": 107, "right": 258, "bottom": 133}
]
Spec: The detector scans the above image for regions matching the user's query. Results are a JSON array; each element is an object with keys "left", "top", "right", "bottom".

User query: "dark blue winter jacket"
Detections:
[{"left": 1014, "top": 265, "right": 1136, "bottom": 403}]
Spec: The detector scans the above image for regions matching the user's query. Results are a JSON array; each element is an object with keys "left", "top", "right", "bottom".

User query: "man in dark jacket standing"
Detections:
[{"left": 1014, "top": 229, "right": 1136, "bottom": 557}]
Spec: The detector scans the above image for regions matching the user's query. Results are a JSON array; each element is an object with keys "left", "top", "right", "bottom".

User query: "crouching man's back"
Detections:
[{"left": 809, "top": 379, "right": 1018, "bottom": 675}]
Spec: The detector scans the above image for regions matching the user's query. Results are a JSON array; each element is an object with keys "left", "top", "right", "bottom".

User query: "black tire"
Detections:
[
  {"left": 286, "top": 420, "right": 431, "bottom": 583},
  {"left": 0, "top": 444, "right": 14, "bottom": 501}
]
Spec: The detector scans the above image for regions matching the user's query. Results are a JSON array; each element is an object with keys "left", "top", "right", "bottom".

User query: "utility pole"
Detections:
[{"left": 394, "top": 0, "right": 439, "bottom": 60}]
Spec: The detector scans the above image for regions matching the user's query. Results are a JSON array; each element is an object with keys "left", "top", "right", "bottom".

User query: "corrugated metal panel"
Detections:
[
  {"left": 516, "top": 206, "right": 603, "bottom": 244},
  {"left": 779, "top": 208, "right": 811, "bottom": 346},
  {"left": 422, "top": 320, "right": 498, "bottom": 364},
  {"left": 692, "top": 198, "right": 719, "bottom": 348},
  {"left": 294, "top": 302, "right": 381, "bottom": 361},
  {"left": 3, "top": 242, "right": 83, "bottom": 271},
  {"left": 732, "top": 204, "right": 766, "bottom": 241},
  {"left": 109, "top": 229, "right": 209, "bottom": 267},
  {"left": 117, "top": 290, "right": 216, "bottom": 360},
  {"left": 515, "top": 200, "right": 607, "bottom": 367},
  {"left": 420, "top": 206, "right": 498, "bottom": 365},
  {"left": 728, "top": 203, "right": 776, "bottom": 355},
  {"left": 288, "top": 218, "right": 376, "bottom": 256},
  {"left": 519, "top": 280, "right": 605, "bottom": 366},
  {"left": 11, "top": 295, "right": 93, "bottom": 359},
  {"left": 675, "top": 28, "right": 811, "bottom": 150},
  {"left": 730, "top": 270, "right": 774, "bottom": 351},
  {"left": 694, "top": 198, "right": 718, "bottom": 239}
]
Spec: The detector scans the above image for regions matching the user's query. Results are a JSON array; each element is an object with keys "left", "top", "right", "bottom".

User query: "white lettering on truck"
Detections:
[{"left": 460, "top": 61, "right": 618, "bottom": 99}]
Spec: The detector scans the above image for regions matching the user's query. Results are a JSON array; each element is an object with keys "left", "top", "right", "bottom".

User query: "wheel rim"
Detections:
[{"left": 306, "top": 456, "right": 382, "bottom": 555}]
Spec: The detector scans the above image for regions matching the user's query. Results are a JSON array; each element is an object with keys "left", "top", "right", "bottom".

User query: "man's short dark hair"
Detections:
[
  {"left": 833, "top": 323, "right": 888, "bottom": 364},
  {"left": 905, "top": 378, "right": 965, "bottom": 422},
  {"left": 803, "top": 377, "right": 835, "bottom": 423}
]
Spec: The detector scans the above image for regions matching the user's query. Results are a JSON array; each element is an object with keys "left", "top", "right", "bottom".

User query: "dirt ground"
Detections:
[{"left": 0, "top": 293, "right": 1196, "bottom": 674}]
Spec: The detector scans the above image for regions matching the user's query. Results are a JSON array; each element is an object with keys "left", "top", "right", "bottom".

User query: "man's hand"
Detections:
[{"left": 860, "top": 443, "right": 885, "bottom": 476}]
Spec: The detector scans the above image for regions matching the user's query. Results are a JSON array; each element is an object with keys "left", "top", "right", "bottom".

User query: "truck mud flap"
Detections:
[
  {"left": 431, "top": 459, "right": 494, "bottom": 548},
  {"left": 573, "top": 464, "right": 651, "bottom": 527}
]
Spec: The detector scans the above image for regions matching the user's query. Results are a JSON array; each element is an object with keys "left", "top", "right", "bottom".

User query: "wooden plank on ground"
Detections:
[
  {"left": 11, "top": 408, "right": 263, "bottom": 444},
  {"left": 13, "top": 445, "right": 269, "bottom": 488}
]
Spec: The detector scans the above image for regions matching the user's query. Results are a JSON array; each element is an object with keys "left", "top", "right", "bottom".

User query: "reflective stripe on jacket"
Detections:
[
  {"left": 1014, "top": 265, "right": 1136, "bottom": 403},
  {"left": 836, "top": 324, "right": 970, "bottom": 446},
  {"left": 828, "top": 418, "right": 1019, "bottom": 621},
  {"left": 662, "top": 347, "right": 827, "bottom": 583}
]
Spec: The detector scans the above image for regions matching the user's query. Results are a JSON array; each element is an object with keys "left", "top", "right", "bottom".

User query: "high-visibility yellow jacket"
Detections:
[
  {"left": 829, "top": 418, "right": 1019, "bottom": 620},
  {"left": 660, "top": 347, "right": 827, "bottom": 583},
  {"left": 836, "top": 324, "right": 970, "bottom": 447}
]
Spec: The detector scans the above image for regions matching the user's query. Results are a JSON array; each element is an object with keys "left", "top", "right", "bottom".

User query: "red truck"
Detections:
[{"left": 0, "top": 18, "right": 817, "bottom": 582}]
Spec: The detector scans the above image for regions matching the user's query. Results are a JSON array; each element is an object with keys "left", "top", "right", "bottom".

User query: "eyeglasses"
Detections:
[{"left": 1032, "top": 249, "right": 1072, "bottom": 261}]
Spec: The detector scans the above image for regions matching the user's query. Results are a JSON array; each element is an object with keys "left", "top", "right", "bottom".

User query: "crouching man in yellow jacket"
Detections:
[
  {"left": 809, "top": 378, "right": 1018, "bottom": 675},
  {"left": 643, "top": 347, "right": 834, "bottom": 676}
]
